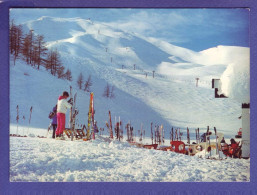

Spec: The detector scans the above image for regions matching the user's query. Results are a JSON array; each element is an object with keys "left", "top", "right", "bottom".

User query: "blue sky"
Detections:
[{"left": 10, "top": 8, "right": 249, "bottom": 51}]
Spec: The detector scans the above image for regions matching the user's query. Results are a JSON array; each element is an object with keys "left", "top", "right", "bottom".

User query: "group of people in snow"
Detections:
[
  {"left": 49, "top": 91, "right": 73, "bottom": 139},
  {"left": 220, "top": 137, "right": 241, "bottom": 158}
]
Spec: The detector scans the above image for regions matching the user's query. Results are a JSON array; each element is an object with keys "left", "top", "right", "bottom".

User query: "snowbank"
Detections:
[
  {"left": 10, "top": 136, "right": 250, "bottom": 182},
  {"left": 194, "top": 148, "right": 227, "bottom": 159},
  {"left": 218, "top": 48, "right": 250, "bottom": 103}
]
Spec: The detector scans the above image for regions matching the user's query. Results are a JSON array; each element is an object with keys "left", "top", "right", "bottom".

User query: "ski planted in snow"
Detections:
[
  {"left": 90, "top": 92, "right": 96, "bottom": 139},
  {"left": 69, "top": 86, "right": 73, "bottom": 129},
  {"left": 197, "top": 128, "right": 200, "bottom": 143},
  {"left": 108, "top": 110, "right": 113, "bottom": 139},
  {"left": 126, "top": 123, "right": 130, "bottom": 142},
  {"left": 86, "top": 92, "right": 94, "bottom": 140},
  {"left": 71, "top": 92, "right": 78, "bottom": 141},
  {"left": 206, "top": 126, "right": 211, "bottom": 158},
  {"left": 214, "top": 127, "right": 221, "bottom": 159},
  {"left": 187, "top": 127, "right": 190, "bottom": 144},
  {"left": 130, "top": 125, "right": 133, "bottom": 142},
  {"left": 140, "top": 123, "right": 143, "bottom": 143},
  {"left": 154, "top": 125, "right": 157, "bottom": 144},
  {"left": 27, "top": 106, "right": 33, "bottom": 135},
  {"left": 162, "top": 125, "right": 165, "bottom": 144}
]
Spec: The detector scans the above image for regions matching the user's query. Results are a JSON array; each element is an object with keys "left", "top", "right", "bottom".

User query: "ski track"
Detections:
[
  {"left": 10, "top": 137, "right": 250, "bottom": 182},
  {"left": 86, "top": 57, "right": 240, "bottom": 133}
]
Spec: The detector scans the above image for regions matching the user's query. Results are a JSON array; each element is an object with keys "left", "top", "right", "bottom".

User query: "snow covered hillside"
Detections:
[
  {"left": 9, "top": 15, "right": 250, "bottom": 183},
  {"left": 10, "top": 16, "right": 248, "bottom": 139}
]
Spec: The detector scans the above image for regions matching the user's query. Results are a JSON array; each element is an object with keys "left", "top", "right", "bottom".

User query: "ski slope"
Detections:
[
  {"left": 10, "top": 16, "right": 247, "bottom": 138},
  {"left": 9, "top": 15, "right": 250, "bottom": 182}
]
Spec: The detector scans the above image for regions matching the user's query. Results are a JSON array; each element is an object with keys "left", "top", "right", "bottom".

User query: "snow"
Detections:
[
  {"left": 9, "top": 15, "right": 250, "bottom": 182},
  {"left": 10, "top": 132, "right": 250, "bottom": 182},
  {"left": 194, "top": 148, "right": 227, "bottom": 159},
  {"left": 219, "top": 48, "right": 250, "bottom": 103},
  {"left": 10, "top": 16, "right": 246, "bottom": 136}
]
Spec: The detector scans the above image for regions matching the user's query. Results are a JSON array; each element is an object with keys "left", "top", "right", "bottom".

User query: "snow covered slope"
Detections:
[
  {"left": 9, "top": 16, "right": 250, "bottom": 183},
  {"left": 10, "top": 16, "right": 248, "bottom": 138}
]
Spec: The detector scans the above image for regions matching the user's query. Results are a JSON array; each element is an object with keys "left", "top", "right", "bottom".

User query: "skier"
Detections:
[
  {"left": 51, "top": 105, "right": 57, "bottom": 139},
  {"left": 200, "top": 133, "right": 206, "bottom": 142},
  {"left": 200, "top": 131, "right": 211, "bottom": 142},
  {"left": 220, "top": 137, "right": 229, "bottom": 154},
  {"left": 56, "top": 91, "right": 73, "bottom": 139},
  {"left": 229, "top": 138, "right": 240, "bottom": 157}
]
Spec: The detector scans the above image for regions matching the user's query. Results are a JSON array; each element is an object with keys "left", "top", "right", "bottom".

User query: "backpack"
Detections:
[{"left": 48, "top": 111, "right": 56, "bottom": 119}]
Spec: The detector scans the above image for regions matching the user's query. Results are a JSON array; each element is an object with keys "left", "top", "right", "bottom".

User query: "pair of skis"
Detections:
[
  {"left": 86, "top": 92, "right": 94, "bottom": 140},
  {"left": 170, "top": 127, "right": 182, "bottom": 142},
  {"left": 108, "top": 111, "right": 113, "bottom": 139},
  {"left": 126, "top": 122, "right": 134, "bottom": 142},
  {"left": 195, "top": 128, "right": 200, "bottom": 144},
  {"left": 187, "top": 127, "right": 190, "bottom": 144},
  {"left": 139, "top": 123, "right": 144, "bottom": 144},
  {"left": 69, "top": 86, "right": 78, "bottom": 141},
  {"left": 154, "top": 125, "right": 165, "bottom": 145},
  {"left": 205, "top": 126, "right": 211, "bottom": 158},
  {"left": 115, "top": 119, "right": 123, "bottom": 141},
  {"left": 214, "top": 127, "right": 221, "bottom": 159},
  {"left": 205, "top": 126, "right": 220, "bottom": 159}
]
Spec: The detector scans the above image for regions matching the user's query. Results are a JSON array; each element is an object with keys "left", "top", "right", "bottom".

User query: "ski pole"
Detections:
[
  {"left": 27, "top": 106, "right": 33, "bottom": 135},
  {"left": 187, "top": 127, "right": 190, "bottom": 144}
]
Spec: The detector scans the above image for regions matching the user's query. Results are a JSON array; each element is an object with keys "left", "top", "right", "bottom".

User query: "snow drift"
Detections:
[
  {"left": 218, "top": 47, "right": 250, "bottom": 103},
  {"left": 10, "top": 135, "right": 250, "bottom": 182}
]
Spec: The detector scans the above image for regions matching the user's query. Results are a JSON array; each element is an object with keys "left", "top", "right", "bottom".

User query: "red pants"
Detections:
[{"left": 56, "top": 113, "right": 65, "bottom": 136}]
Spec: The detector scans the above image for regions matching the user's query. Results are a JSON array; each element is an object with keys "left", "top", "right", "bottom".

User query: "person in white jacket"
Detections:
[{"left": 56, "top": 91, "right": 73, "bottom": 138}]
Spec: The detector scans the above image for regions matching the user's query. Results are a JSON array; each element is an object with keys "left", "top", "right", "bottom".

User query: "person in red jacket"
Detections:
[
  {"left": 56, "top": 91, "right": 73, "bottom": 139},
  {"left": 229, "top": 138, "right": 240, "bottom": 157}
]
